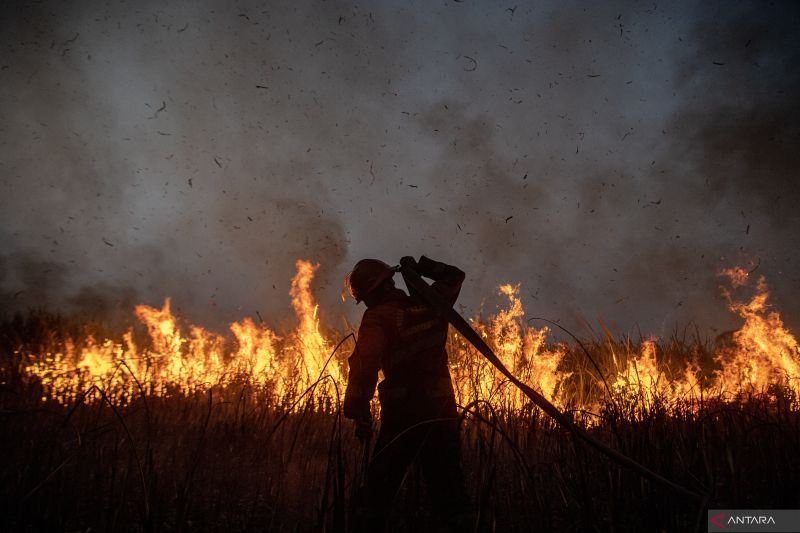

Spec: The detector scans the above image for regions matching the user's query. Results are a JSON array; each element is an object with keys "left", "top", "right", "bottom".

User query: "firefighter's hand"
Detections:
[
  {"left": 400, "top": 256, "right": 418, "bottom": 271},
  {"left": 354, "top": 417, "right": 373, "bottom": 443}
]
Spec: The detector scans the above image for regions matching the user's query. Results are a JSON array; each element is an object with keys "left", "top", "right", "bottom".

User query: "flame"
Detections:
[
  {"left": 17, "top": 263, "right": 800, "bottom": 418},
  {"left": 290, "top": 260, "right": 341, "bottom": 388},
  {"left": 23, "top": 260, "right": 338, "bottom": 405},
  {"left": 719, "top": 266, "right": 750, "bottom": 289},
  {"left": 611, "top": 338, "right": 670, "bottom": 410},
  {"left": 714, "top": 269, "right": 800, "bottom": 397},
  {"left": 449, "top": 284, "right": 569, "bottom": 410}
]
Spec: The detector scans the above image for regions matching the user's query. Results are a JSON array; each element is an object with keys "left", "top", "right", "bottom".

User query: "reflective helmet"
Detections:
[{"left": 342, "top": 259, "right": 397, "bottom": 302}]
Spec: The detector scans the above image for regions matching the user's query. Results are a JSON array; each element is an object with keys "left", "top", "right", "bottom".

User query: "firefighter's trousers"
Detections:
[{"left": 355, "top": 391, "right": 470, "bottom": 531}]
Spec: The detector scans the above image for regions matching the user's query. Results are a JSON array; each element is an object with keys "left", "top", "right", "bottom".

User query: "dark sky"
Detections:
[{"left": 1, "top": 0, "right": 798, "bottom": 338}]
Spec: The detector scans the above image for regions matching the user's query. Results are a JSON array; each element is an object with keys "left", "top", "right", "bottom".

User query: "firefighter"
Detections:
[{"left": 342, "top": 255, "right": 471, "bottom": 532}]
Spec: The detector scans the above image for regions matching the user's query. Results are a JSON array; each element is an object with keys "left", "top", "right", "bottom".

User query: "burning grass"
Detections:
[{"left": 1, "top": 262, "right": 799, "bottom": 531}]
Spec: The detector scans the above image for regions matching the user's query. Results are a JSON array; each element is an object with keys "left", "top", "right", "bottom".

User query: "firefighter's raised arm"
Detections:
[{"left": 401, "top": 255, "right": 465, "bottom": 305}]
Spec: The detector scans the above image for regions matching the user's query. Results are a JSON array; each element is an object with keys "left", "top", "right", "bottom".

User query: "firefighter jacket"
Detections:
[{"left": 343, "top": 257, "right": 465, "bottom": 421}]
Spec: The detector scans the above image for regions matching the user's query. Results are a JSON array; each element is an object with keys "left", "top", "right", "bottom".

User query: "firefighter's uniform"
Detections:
[{"left": 344, "top": 256, "right": 470, "bottom": 530}]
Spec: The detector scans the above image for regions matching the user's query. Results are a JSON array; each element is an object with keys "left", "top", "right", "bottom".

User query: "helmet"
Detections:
[{"left": 342, "top": 259, "right": 397, "bottom": 302}]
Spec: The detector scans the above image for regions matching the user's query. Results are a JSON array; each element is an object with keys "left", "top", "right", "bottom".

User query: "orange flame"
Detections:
[
  {"left": 18, "top": 263, "right": 800, "bottom": 417},
  {"left": 449, "top": 283, "right": 568, "bottom": 410},
  {"left": 290, "top": 260, "right": 341, "bottom": 387},
  {"left": 714, "top": 268, "right": 800, "bottom": 397}
]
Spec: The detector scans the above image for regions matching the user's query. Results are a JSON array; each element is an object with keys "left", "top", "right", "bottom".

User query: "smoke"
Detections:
[
  {"left": 1, "top": 0, "right": 798, "bottom": 337},
  {"left": 657, "top": 1, "right": 800, "bottom": 333}
]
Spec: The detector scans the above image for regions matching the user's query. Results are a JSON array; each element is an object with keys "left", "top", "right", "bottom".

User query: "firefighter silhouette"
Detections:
[{"left": 342, "top": 256, "right": 472, "bottom": 532}]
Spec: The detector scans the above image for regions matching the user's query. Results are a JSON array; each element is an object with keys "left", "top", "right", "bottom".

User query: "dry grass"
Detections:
[{"left": 1, "top": 311, "right": 799, "bottom": 532}]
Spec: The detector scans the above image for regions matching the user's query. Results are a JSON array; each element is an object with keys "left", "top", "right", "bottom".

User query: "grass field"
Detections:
[{"left": 1, "top": 262, "right": 798, "bottom": 532}]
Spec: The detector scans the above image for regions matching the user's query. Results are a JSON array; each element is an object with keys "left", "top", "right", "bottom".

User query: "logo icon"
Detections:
[{"left": 709, "top": 512, "right": 726, "bottom": 528}]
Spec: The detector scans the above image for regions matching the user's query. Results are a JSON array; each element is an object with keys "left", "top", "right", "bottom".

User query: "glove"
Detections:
[
  {"left": 416, "top": 255, "right": 440, "bottom": 276},
  {"left": 399, "top": 256, "right": 418, "bottom": 271},
  {"left": 355, "top": 417, "right": 373, "bottom": 443}
]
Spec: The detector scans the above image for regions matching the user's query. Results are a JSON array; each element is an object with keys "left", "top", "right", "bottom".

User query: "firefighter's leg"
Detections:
[
  {"left": 354, "top": 421, "right": 418, "bottom": 532},
  {"left": 419, "top": 417, "right": 474, "bottom": 531}
]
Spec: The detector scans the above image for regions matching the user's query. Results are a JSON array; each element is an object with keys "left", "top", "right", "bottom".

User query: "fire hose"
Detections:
[{"left": 398, "top": 260, "right": 704, "bottom": 503}]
